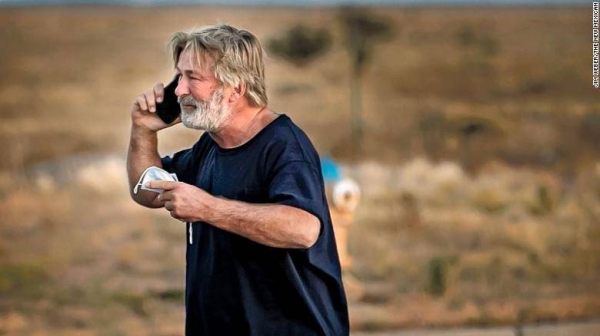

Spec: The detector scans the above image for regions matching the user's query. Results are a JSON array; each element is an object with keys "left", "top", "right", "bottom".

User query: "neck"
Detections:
[{"left": 209, "top": 105, "right": 277, "bottom": 148}]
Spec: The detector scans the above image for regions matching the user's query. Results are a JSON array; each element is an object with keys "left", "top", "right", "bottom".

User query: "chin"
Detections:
[
  {"left": 182, "top": 120, "right": 210, "bottom": 131},
  {"left": 181, "top": 106, "right": 229, "bottom": 132},
  {"left": 182, "top": 118, "right": 218, "bottom": 132}
]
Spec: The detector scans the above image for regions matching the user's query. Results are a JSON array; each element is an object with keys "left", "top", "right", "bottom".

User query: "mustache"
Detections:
[{"left": 178, "top": 96, "right": 198, "bottom": 105}]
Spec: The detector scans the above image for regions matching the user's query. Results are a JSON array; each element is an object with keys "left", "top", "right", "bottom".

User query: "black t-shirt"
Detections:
[{"left": 161, "top": 114, "right": 349, "bottom": 336}]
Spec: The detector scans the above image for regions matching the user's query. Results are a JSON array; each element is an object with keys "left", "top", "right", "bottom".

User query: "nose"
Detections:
[{"left": 174, "top": 75, "right": 188, "bottom": 97}]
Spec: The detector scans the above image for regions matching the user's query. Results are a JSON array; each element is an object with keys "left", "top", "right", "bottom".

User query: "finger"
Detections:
[
  {"left": 170, "top": 211, "right": 184, "bottom": 222},
  {"left": 145, "top": 180, "right": 179, "bottom": 191},
  {"left": 135, "top": 96, "right": 148, "bottom": 112},
  {"left": 158, "top": 191, "right": 173, "bottom": 202},
  {"left": 165, "top": 203, "right": 183, "bottom": 220},
  {"left": 144, "top": 90, "right": 157, "bottom": 113},
  {"left": 154, "top": 82, "right": 165, "bottom": 104}
]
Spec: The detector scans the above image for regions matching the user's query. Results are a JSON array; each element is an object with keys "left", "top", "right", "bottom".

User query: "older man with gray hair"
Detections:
[{"left": 127, "top": 24, "right": 349, "bottom": 335}]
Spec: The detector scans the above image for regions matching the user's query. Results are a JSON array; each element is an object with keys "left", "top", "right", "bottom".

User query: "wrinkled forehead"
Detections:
[{"left": 177, "top": 44, "right": 215, "bottom": 73}]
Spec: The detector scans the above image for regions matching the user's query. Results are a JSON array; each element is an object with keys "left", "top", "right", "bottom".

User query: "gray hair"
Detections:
[{"left": 169, "top": 24, "right": 268, "bottom": 108}]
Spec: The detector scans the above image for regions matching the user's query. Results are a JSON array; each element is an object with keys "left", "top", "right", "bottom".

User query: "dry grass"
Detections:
[
  {"left": 347, "top": 159, "right": 600, "bottom": 330},
  {"left": 0, "top": 4, "right": 599, "bottom": 334}
]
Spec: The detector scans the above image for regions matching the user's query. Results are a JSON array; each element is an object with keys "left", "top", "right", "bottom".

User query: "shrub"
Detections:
[
  {"left": 428, "top": 257, "right": 448, "bottom": 296},
  {"left": 267, "top": 24, "right": 332, "bottom": 67}
]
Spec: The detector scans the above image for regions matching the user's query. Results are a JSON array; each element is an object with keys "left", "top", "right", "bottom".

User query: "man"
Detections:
[{"left": 127, "top": 24, "right": 349, "bottom": 335}]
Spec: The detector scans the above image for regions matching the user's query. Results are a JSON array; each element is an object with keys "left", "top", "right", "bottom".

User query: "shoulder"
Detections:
[
  {"left": 267, "top": 114, "right": 316, "bottom": 154},
  {"left": 262, "top": 114, "right": 319, "bottom": 163},
  {"left": 254, "top": 115, "right": 324, "bottom": 184}
]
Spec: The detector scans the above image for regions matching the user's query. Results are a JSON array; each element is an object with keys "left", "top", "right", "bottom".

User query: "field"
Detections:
[{"left": 1, "top": 4, "right": 600, "bottom": 334}]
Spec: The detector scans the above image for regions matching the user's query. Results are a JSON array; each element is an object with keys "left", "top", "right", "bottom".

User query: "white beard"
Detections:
[{"left": 178, "top": 87, "right": 231, "bottom": 132}]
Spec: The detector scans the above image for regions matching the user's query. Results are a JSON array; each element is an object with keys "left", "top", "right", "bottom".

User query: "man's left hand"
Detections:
[{"left": 146, "top": 181, "right": 213, "bottom": 222}]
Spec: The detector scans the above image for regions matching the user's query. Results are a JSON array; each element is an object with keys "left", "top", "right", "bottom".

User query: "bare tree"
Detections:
[{"left": 338, "top": 7, "right": 393, "bottom": 154}]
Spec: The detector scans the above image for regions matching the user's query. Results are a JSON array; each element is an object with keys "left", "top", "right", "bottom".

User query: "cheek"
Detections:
[{"left": 189, "top": 84, "right": 209, "bottom": 100}]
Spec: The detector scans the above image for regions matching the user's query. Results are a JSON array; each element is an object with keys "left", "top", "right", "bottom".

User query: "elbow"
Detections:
[
  {"left": 299, "top": 216, "right": 320, "bottom": 249},
  {"left": 130, "top": 191, "right": 162, "bottom": 209}
]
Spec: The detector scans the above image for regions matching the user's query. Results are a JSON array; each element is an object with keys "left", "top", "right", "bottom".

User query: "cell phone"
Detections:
[{"left": 156, "top": 75, "right": 181, "bottom": 124}]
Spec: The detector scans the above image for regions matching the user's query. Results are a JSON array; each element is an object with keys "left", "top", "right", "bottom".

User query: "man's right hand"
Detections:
[{"left": 131, "top": 82, "right": 181, "bottom": 132}]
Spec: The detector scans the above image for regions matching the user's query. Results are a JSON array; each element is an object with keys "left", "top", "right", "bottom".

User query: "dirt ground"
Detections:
[{"left": 1, "top": 5, "right": 599, "bottom": 334}]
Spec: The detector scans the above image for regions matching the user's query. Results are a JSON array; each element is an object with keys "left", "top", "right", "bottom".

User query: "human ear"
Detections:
[{"left": 229, "top": 82, "right": 247, "bottom": 103}]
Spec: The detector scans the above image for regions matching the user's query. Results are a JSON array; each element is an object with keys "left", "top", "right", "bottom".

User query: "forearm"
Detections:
[
  {"left": 127, "top": 126, "right": 163, "bottom": 208},
  {"left": 206, "top": 198, "right": 320, "bottom": 249}
]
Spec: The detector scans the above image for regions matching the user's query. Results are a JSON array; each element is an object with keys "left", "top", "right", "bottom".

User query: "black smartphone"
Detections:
[{"left": 156, "top": 75, "right": 181, "bottom": 124}]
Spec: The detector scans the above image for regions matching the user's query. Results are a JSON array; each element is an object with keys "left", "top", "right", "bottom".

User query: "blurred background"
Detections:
[{"left": 1, "top": 0, "right": 599, "bottom": 334}]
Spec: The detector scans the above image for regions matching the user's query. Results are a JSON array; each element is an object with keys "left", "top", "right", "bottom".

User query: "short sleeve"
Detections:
[
  {"left": 268, "top": 160, "right": 327, "bottom": 228},
  {"left": 161, "top": 148, "right": 194, "bottom": 183}
]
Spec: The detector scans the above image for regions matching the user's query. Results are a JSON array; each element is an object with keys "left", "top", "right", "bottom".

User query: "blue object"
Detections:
[{"left": 321, "top": 156, "right": 342, "bottom": 182}]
